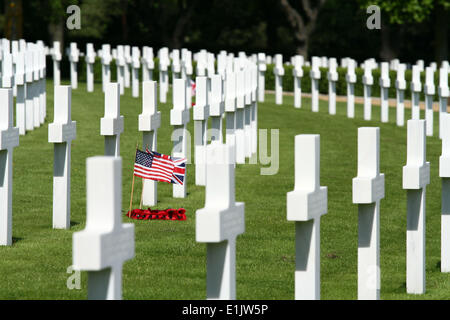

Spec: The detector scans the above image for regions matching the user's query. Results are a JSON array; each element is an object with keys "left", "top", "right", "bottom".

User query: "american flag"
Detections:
[{"left": 134, "top": 149, "right": 186, "bottom": 185}]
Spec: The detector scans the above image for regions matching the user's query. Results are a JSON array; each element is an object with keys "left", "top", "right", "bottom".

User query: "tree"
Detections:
[
  {"left": 279, "top": 0, "right": 327, "bottom": 59},
  {"left": 358, "top": 0, "right": 449, "bottom": 62}
]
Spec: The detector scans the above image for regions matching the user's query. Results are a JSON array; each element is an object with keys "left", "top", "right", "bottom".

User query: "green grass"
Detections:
[{"left": 0, "top": 80, "right": 449, "bottom": 300}]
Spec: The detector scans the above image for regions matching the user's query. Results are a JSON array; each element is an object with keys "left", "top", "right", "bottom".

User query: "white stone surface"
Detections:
[
  {"left": 257, "top": 53, "right": 266, "bottom": 102},
  {"left": 101, "top": 83, "right": 124, "bottom": 157},
  {"left": 346, "top": 59, "right": 357, "bottom": 118},
  {"left": 424, "top": 67, "right": 435, "bottom": 136},
  {"left": 124, "top": 46, "right": 131, "bottom": 89},
  {"left": 402, "top": 120, "right": 430, "bottom": 294},
  {"left": 139, "top": 81, "right": 161, "bottom": 206},
  {"left": 73, "top": 156, "right": 135, "bottom": 300},
  {"left": 379, "top": 62, "right": 391, "bottom": 123},
  {"left": 159, "top": 47, "right": 170, "bottom": 103},
  {"left": 196, "top": 142, "right": 244, "bottom": 300},
  {"left": 310, "top": 57, "right": 321, "bottom": 113},
  {"left": 131, "top": 47, "right": 140, "bottom": 98},
  {"left": 194, "top": 76, "right": 210, "bottom": 186},
  {"left": 411, "top": 66, "right": 422, "bottom": 120},
  {"left": 362, "top": 61, "right": 374, "bottom": 121},
  {"left": 15, "top": 51, "right": 26, "bottom": 135},
  {"left": 396, "top": 64, "right": 407, "bottom": 126},
  {"left": 171, "top": 79, "right": 189, "bottom": 198},
  {"left": 116, "top": 46, "right": 125, "bottom": 95},
  {"left": 101, "top": 44, "right": 112, "bottom": 92},
  {"left": 69, "top": 42, "right": 79, "bottom": 89},
  {"left": 293, "top": 55, "right": 304, "bottom": 109},
  {"left": 210, "top": 74, "right": 225, "bottom": 143},
  {"left": 440, "top": 114, "right": 450, "bottom": 272},
  {"left": 273, "top": 54, "right": 284, "bottom": 105},
  {"left": 48, "top": 86, "right": 76, "bottom": 229},
  {"left": 235, "top": 71, "right": 246, "bottom": 164},
  {"left": 287, "top": 135, "right": 327, "bottom": 300},
  {"left": 86, "top": 43, "right": 96, "bottom": 92},
  {"left": 352, "top": 127, "right": 384, "bottom": 300},
  {"left": 327, "top": 58, "right": 338, "bottom": 115},
  {"left": 439, "top": 67, "right": 449, "bottom": 139},
  {"left": 0, "top": 89, "right": 19, "bottom": 246}
]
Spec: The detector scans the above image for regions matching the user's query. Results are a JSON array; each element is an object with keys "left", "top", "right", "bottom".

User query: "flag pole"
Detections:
[
  {"left": 139, "top": 144, "right": 150, "bottom": 210},
  {"left": 129, "top": 143, "right": 139, "bottom": 214}
]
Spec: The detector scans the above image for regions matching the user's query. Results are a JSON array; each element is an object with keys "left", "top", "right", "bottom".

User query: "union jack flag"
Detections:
[{"left": 134, "top": 148, "right": 186, "bottom": 186}]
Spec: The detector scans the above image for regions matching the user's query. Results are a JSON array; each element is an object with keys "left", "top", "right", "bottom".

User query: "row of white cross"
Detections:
[
  {"left": 0, "top": 38, "right": 48, "bottom": 136},
  {"left": 287, "top": 116, "right": 450, "bottom": 300},
  {"left": 271, "top": 54, "right": 450, "bottom": 139}
]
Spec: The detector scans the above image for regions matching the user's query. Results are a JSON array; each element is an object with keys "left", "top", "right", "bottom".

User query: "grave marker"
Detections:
[
  {"left": 287, "top": 135, "right": 327, "bottom": 300},
  {"left": 142, "top": 46, "right": 154, "bottom": 82},
  {"left": 379, "top": 62, "right": 391, "bottom": 123},
  {"left": 235, "top": 71, "right": 246, "bottom": 164},
  {"left": 310, "top": 57, "right": 321, "bottom": 113},
  {"left": 402, "top": 119, "right": 430, "bottom": 294},
  {"left": 25, "top": 45, "right": 34, "bottom": 132},
  {"left": 244, "top": 69, "right": 252, "bottom": 157},
  {"left": 182, "top": 50, "right": 193, "bottom": 108},
  {"left": 257, "top": 53, "right": 266, "bottom": 102},
  {"left": 32, "top": 44, "right": 41, "bottom": 128},
  {"left": 101, "top": 44, "right": 112, "bottom": 92},
  {"left": 274, "top": 54, "right": 284, "bottom": 105},
  {"left": 159, "top": 47, "right": 170, "bottom": 103},
  {"left": 396, "top": 64, "right": 407, "bottom": 126},
  {"left": 346, "top": 59, "right": 357, "bottom": 118},
  {"left": 328, "top": 58, "right": 338, "bottom": 115},
  {"left": 0, "top": 89, "right": 19, "bottom": 246},
  {"left": 424, "top": 67, "right": 435, "bottom": 136},
  {"left": 86, "top": 43, "right": 96, "bottom": 92},
  {"left": 69, "top": 42, "right": 79, "bottom": 89},
  {"left": 293, "top": 55, "right": 304, "bottom": 109},
  {"left": 352, "top": 127, "right": 384, "bottom": 300},
  {"left": 139, "top": 81, "right": 161, "bottom": 206},
  {"left": 48, "top": 86, "right": 76, "bottom": 229},
  {"left": 440, "top": 114, "right": 450, "bottom": 272},
  {"left": 439, "top": 67, "right": 449, "bottom": 139},
  {"left": 170, "top": 79, "right": 190, "bottom": 198},
  {"left": 225, "top": 72, "right": 237, "bottom": 151},
  {"left": 363, "top": 61, "right": 374, "bottom": 121},
  {"left": 131, "top": 47, "right": 140, "bottom": 98},
  {"left": 116, "top": 45, "right": 125, "bottom": 95},
  {"left": 411, "top": 66, "right": 422, "bottom": 120},
  {"left": 196, "top": 141, "right": 245, "bottom": 300},
  {"left": 124, "top": 45, "right": 131, "bottom": 88},
  {"left": 193, "top": 76, "right": 210, "bottom": 186},
  {"left": 15, "top": 51, "right": 26, "bottom": 135},
  {"left": 101, "top": 83, "right": 124, "bottom": 157},
  {"left": 73, "top": 156, "right": 135, "bottom": 300}
]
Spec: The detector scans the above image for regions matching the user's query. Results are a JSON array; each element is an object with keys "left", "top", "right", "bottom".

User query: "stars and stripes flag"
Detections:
[{"left": 133, "top": 149, "right": 186, "bottom": 185}]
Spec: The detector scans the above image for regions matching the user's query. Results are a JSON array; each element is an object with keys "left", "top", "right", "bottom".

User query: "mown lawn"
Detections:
[{"left": 0, "top": 80, "right": 449, "bottom": 300}]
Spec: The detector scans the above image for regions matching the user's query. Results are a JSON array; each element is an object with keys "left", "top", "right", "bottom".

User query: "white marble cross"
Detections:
[
  {"left": 101, "top": 83, "right": 124, "bottom": 157},
  {"left": 287, "top": 134, "right": 327, "bottom": 300},
  {"left": 293, "top": 55, "right": 304, "bottom": 109},
  {"left": 124, "top": 45, "right": 131, "bottom": 89},
  {"left": 37, "top": 42, "right": 46, "bottom": 125},
  {"left": 352, "top": 127, "right": 384, "bottom": 300},
  {"left": 139, "top": 81, "right": 161, "bottom": 206},
  {"left": 116, "top": 45, "right": 125, "bottom": 95},
  {"left": 235, "top": 70, "right": 246, "bottom": 164},
  {"left": 172, "top": 49, "right": 181, "bottom": 80},
  {"left": 159, "top": 47, "right": 170, "bottom": 103},
  {"left": 182, "top": 50, "right": 193, "bottom": 108},
  {"left": 379, "top": 62, "right": 391, "bottom": 123},
  {"left": 411, "top": 65, "right": 422, "bottom": 120},
  {"left": 416, "top": 60, "right": 425, "bottom": 72},
  {"left": 69, "top": 42, "right": 79, "bottom": 89},
  {"left": 131, "top": 47, "right": 140, "bottom": 98},
  {"left": 424, "top": 67, "right": 435, "bottom": 136},
  {"left": 86, "top": 43, "right": 96, "bottom": 92},
  {"left": 402, "top": 119, "right": 430, "bottom": 294},
  {"left": 194, "top": 76, "right": 210, "bottom": 186},
  {"left": 439, "top": 66, "right": 449, "bottom": 139},
  {"left": 101, "top": 44, "right": 112, "bottom": 92},
  {"left": 362, "top": 61, "right": 374, "bottom": 121},
  {"left": 15, "top": 51, "right": 26, "bottom": 135},
  {"left": 142, "top": 46, "right": 154, "bottom": 82},
  {"left": 2, "top": 50, "right": 13, "bottom": 88},
  {"left": 274, "top": 54, "right": 284, "bottom": 105},
  {"left": 346, "top": 59, "right": 357, "bottom": 118},
  {"left": 225, "top": 72, "right": 237, "bottom": 152},
  {"left": 207, "top": 53, "right": 215, "bottom": 77},
  {"left": 210, "top": 74, "right": 225, "bottom": 143},
  {"left": 243, "top": 69, "right": 252, "bottom": 158},
  {"left": 440, "top": 114, "right": 450, "bottom": 272},
  {"left": 327, "top": 58, "right": 338, "bottom": 115},
  {"left": 0, "top": 88, "right": 19, "bottom": 246},
  {"left": 25, "top": 46, "right": 34, "bottom": 132},
  {"left": 250, "top": 65, "right": 258, "bottom": 156},
  {"left": 196, "top": 141, "right": 245, "bottom": 300},
  {"left": 73, "top": 156, "right": 135, "bottom": 300},
  {"left": 396, "top": 64, "right": 407, "bottom": 126},
  {"left": 257, "top": 53, "right": 266, "bottom": 102},
  {"left": 11, "top": 40, "right": 19, "bottom": 97},
  {"left": 196, "top": 50, "right": 207, "bottom": 77},
  {"left": 48, "top": 86, "right": 76, "bottom": 229},
  {"left": 32, "top": 44, "right": 41, "bottom": 128},
  {"left": 170, "top": 78, "right": 190, "bottom": 197},
  {"left": 310, "top": 56, "right": 321, "bottom": 113}
]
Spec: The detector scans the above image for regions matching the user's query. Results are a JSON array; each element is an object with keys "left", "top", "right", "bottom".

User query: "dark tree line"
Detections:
[{"left": 1, "top": 0, "right": 449, "bottom": 64}]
